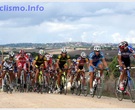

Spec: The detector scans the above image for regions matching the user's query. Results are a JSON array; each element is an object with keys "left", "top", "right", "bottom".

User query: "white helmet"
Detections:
[
  {"left": 9, "top": 51, "right": 15, "bottom": 57},
  {"left": 94, "top": 46, "right": 101, "bottom": 51},
  {"left": 81, "top": 52, "right": 86, "bottom": 58},
  {"left": 39, "top": 49, "right": 45, "bottom": 56},
  {"left": 72, "top": 59, "right": 77, "bottom": 62},
  {"left": 26, "top": 53, "right": 31, "bottom": 57},
  {"left": 45, "top": 54, "right": 52, "bottom": 60},
  {"left": 61, "top": 47, "right": 67, "bottom": 53}
]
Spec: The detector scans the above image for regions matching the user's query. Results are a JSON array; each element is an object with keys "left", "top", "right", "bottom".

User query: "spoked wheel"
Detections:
[
  {"left": 91, "top": 86, "right": 97, "bottom": 98},
  {"left": 115, "top": 78, "right": 124, "bottom": 101},
  {"left": 63, "top": 77, "right": 68, "bottom": 95},
  {"left": 83, "top": 79, "right": 89, "bottom": 97},
  {"left": 96, "top": 78, "right": 103, "bottom": 99},
  {"left": 77, "top": 83, "right": 81, "bottom": 96},
  {"left": 127, "top": 77, "right": 135, "bottom": 103}
]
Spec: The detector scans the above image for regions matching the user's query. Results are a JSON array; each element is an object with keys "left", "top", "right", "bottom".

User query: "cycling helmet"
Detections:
[
  {"left": 72, "top": 59, "right": 77, "bottom": 63},
  {"left": 94, "top": 46, "right": 101, "bottom": 51},
  {"left": 9, "top": 51, "right": 15, "bottom": 57},
  {"left": 39, "top": 49, "right": 45, "bottom": 56},
  {"left": 45, "top": 53, "right": 52, "bottom": 60},
  {"left": 19, "top": 49, "right": 25, "bottom": 54},
  {"left": 119, "top": 41, "right": 128, "bottom": 49},
  {"left": 80, "top": 52, "right": 86, "bottom": 58},
  {"left": 26, "top": 53, "right": 31, "bottom": 57},
  {"left": 61, "top": 47, "right": 67, "bottom": 53}
]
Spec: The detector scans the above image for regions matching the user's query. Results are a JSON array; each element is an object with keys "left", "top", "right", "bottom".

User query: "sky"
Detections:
[{"left": 0, "top": 2, "right": 135, "bottom": 44}]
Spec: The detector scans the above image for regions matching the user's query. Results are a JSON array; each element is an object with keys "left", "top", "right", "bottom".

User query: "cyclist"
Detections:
[
  {"left": 118, "top": 41, "right": 135, "bottom": 91},
  {"left": 73, "top": 52, "right": 89, "bottom": 90},
  {"left": 70, "top": 58, "right": 77, "bottom": 89},
  {"left": 33, "top": 49, "right": 47, "bottom": 85},
  {"left": 44, "top": 53, "right": 53, "bottom": 87},
  {"left": 16, "top": 49, "right": 30, "bottom": 88},
  {"left": 45, "top": 53, "right": 53, "bottom": 70},
  {"left": 1, "top": 51, "right": 16, "bottom": 90},
  {"left": 89, "top": 46, "right": 109, "bottom": 94},
  {"left": 56, "top": 47, "right": 71, "bottom": 92}
]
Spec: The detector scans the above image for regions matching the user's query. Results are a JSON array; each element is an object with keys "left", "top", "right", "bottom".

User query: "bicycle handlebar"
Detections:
[{"left": 116, "top": 65, "right": 135, "bottom": 70}]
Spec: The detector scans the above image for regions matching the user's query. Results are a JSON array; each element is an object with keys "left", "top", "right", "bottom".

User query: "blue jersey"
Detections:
[
  {"left": 89, "top": 51, "right": 104, "bottom": 63},
  {"left": 118, "top": 46, "right": 135, "bottom": 58}
]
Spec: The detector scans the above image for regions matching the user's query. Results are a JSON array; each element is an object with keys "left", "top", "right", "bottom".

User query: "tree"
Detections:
[{"left": 108, "top": 55, "right": 119, "bottom": 78}]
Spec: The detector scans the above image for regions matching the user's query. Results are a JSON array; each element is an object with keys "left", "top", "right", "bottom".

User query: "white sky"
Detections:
[{"left": 0, "top": 2, "right": 135, "bottom": 44}]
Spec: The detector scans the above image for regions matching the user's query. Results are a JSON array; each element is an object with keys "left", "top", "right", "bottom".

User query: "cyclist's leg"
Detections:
[
  {"left": 23, "top": 63, "right": 27, "bottom": 88},
  {"left": 119, "top": 62, "right": 129, "bottom": 90},
  {"left": 64, "top": 63, "right": 70, "bottom": 77},
  {"left": 17, "top": 63, "right": 23, "bottom": 84},
  {"left": 97, "top": 61, "right": 103, "bottom": 76},
  {"left": 9, "top": 70, "right": 14, "bottom": 89},
  {"left": 35, "top": 66, "right": 39, "bottom": 84},
  {"left": 57, "top": 69, "right": 62, "bottom": 88},
  {"left": 89, "top": 66, "right": 94, "bottom": 94}
]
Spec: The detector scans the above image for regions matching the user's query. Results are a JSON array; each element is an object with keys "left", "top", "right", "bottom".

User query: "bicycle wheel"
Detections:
[
  {"left": 91, "top": 85, "right": 97, "bottom": 98},
  {"left": 77, "top": 81, "right": 81, "bottom": 96},
  {"left": 127, "top": 77, "right": 135, "bottom": 103},
  {"left": 115, "top": 78, "right": 124, "bottom": 101},
  {"left": 96, "top": 78, "right": 103, "bottom": 99},
  {"left": 64, "top": 77, "right": 67, "bottom": 95},
  {"left": 83, "top": 77, "right": 88, "bottom": 97}
]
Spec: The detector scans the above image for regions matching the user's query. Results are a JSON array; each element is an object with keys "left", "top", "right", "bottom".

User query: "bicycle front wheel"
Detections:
[
  {"left": 115, "top": 78, "right": 124, "bottom": 101},
  {"left": 127, "top": 77, "right": 135, "bottom": 103},
  {"left": 96, "top": 78, "right": 103, "bottom": 99}
]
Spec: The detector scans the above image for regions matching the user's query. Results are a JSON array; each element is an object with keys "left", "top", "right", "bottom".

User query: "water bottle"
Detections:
[{"left": 93, "top": 79, "right": 97, "bottom": 87}]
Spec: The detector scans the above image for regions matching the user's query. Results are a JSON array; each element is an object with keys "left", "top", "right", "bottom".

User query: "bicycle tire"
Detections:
[
  {"left": 77, "top": 82, "right": 81, "bottom": 96},
  {"left": 64, "top": 79, "right": 67, "bottom": 95},
  {"left": 127, "top": 77, "right": 135, "bottom": 103},
  {"left": 115, "top": 78, "right": 124, "bottom": 101},
  {"left": 83, "top": 78, "right": 88, "bottom": 97},
  {"left": 96, "top": 77, "right": 103, "bottom": 99},
  {"left": 91, "top": 85, "right": 97, "bottom": 98}
]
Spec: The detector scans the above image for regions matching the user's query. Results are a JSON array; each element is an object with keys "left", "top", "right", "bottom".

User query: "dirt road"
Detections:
[{"left": 0, "top": 92, "right": 135, "bottom": 108}]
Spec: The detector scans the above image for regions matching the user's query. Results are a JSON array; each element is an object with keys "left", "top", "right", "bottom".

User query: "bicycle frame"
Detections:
[{"left": 115, "top": 65, "right": 135, "bottom": 103}]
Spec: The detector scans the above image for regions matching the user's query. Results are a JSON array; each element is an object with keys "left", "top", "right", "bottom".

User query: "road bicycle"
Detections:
[
  {"left": 71, "top": 69, "right": 87, "bottom": 96},
  {"left": 115, "top": 65, "right": 135, "bottom": 103},
  {"left": 4, "top": 68, "right": 13, "bottom": 93},
  {"left": 88, "top": 68, "right": 108, "bottom": 98}
]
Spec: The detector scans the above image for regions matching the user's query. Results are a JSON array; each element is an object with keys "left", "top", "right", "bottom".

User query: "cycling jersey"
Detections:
[
  {"left": 118, "top": 46, "right": 135, "bottom": 57},
  {"left": 77, "top": 57, "right": 88, "bottom": 66},
  {"left": 3, "top": 55, "right": 15, "bottom": 71},
  {"left": 57, "top": 54, "right": 70, "bottom": 69},
  {"left": 77, "top": 57, "right": 89, "bottom": 70},
  {"left": 16, "top": 54, "right": 29, "bottom": 71},
  {"left": 89, "top": 51, "right": 104, "bottom": 72},
  {"left": 16, "top": 54, "right": 29, "bottom": 63},
  {"left": 34, "top": 56, "right": 47, "bottom": 67},
  {"left": 118, "top": 46, "right": 135, "bottom": 67},
  {"left": 89, "top": 51, "right": 104, "bottom": 63}
]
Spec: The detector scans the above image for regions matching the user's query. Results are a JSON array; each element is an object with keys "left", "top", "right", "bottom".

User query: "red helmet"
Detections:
[{"left": 19, "top": 49, "right": 25, "bottom": 54}]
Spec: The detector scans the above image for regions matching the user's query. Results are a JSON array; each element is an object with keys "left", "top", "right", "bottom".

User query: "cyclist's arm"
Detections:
[
  {"left": 118, "top": 55, "right": 123, "bottom": 67},
  {"left": 67, "top": 59, "right": 71, "bottom": 68},
  {"left": 133, "top": 54, "right": 135, "bottom": 59},
  {"left": 32, "top": 60, "right": 36, "bottom": 69},
  {"left": 102, "top": 58, "right": 108, "bottom": 68},
  {"left": 86, "top": 58, "right": 89, "bottom": 69},
  {"left": 56, "top": 59, "right": 60, "bottom": 69},
  {"left": 89, "top": 59, "right": 95, "bottom": 68},
  {"left": 27, "top": 60, "right": 30, "bottom": 71},
  {"left": 44, "top": 60, "right": 48, "bottom": 69}
]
